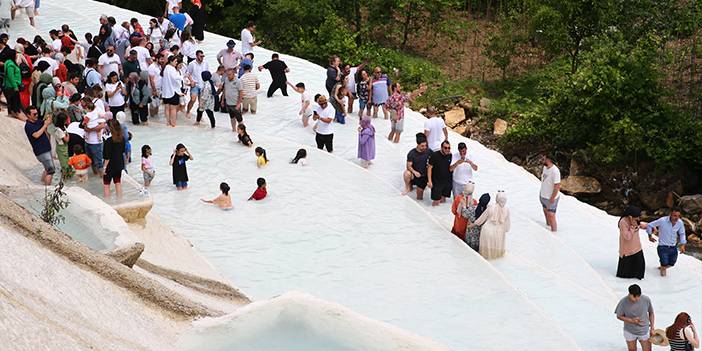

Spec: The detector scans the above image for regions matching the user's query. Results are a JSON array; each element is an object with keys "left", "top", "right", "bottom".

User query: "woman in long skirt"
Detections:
[
  {"left": 616, "top": 206, "right": 649, "bottom": 279},
  {"left": 470, "top": 191, "right": 510, "bottom": 260}
]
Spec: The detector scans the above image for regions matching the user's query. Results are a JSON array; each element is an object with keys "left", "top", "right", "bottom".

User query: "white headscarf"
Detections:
[{"left": 490, "top": 191, "right": 509, "bottom": 224}]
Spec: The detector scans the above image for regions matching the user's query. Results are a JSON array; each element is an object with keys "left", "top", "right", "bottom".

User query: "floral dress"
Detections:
[{"left": 461, "top": 201, "right": 481, "bottom": 252}]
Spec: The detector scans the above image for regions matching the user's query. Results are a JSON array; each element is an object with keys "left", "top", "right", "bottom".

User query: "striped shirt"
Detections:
[{"left": 239, "top": 72, "right": 259, "bottom": 99}]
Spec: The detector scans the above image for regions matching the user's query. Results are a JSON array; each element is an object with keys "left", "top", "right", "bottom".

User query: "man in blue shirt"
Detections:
[
  {"left": 24, "top": 106, "right": 54, "bottom": 186},
  {"left": 646, "top": 207, "right": 686, "bottom": 277}
]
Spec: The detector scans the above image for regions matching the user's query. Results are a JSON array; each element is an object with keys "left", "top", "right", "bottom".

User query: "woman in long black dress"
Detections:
[
  {"left": 189, "top": 0, "right": 206, "bottom": 42},
  {"left": 102, "top": 119, "right": 126, "bottom": 199},
  {"left": 616, "top": 206, "right": 650, "bottom": 279}
]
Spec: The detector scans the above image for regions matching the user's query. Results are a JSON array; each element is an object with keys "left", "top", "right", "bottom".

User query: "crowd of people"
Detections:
[{"left": 0, "top": 2, "right": 698, "bottom": 350}]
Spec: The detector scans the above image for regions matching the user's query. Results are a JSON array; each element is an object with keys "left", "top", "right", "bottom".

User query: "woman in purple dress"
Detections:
[{"left": 357, "top": 117, "right": 375, "bottom": 168}]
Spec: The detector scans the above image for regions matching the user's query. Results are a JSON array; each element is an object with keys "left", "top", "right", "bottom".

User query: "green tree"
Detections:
[
  {"left": 531, "top": 0, "right": 615, "bottom": 73},
  {"left": 483, "top": 12, "right": 524, "bottom": 79}
]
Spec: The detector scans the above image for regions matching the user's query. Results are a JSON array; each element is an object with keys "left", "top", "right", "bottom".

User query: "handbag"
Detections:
[{"left": 683, "top": 327, "right": 693, "bottom": 351}]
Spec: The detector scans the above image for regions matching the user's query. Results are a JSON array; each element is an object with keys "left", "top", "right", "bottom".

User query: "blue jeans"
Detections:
[
  {"left": 335, "top": 110, "right": 346, "bottom": 124},
  {"left": 85, "top": 143, "right": 103, "bottom": 170},
  {"left": 657, "top": 245, "right": 678, "bottom": 267},
  {"left": 35, "top": 0, "right": 40, "bottom": 9}
]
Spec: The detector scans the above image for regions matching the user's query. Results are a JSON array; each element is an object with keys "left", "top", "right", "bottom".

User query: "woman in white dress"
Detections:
[{"left": 469, "top": 191, "right": 511, "bottom": 260}]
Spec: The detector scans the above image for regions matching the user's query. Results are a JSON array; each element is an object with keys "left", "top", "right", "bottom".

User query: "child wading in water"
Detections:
[
  {"left": 291, "top": 148, "right": 307, "bottom": 166},
  {"left": 201, "top": 182, "right": 233, "bottom": 210},
  {"left": 141, "top": 145, "right": 155, "bottom": 187},
  {"left": 237, "top": 123, "right": 253, "bottom": 147},
  {"left": 248, "top": 177, "right": 267, "bottom": 201},
  {"left": 357, "top": 117, "right": 375, "bottom": 168},
  {"left": 170, "top": 143, "right": 193, "bottom": 190},
  {"left": 255, "top": 146, "right": 268, "bottom": 168},
  {"left": 68, "top": 144, "right": 92, "bottom": 182}
]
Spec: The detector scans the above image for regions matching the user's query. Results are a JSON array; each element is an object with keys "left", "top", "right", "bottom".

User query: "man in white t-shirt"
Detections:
[
  {"left": 313, "top": 95, "right": 335, "bottom": 153},
  {"left": 449, "top": 142, "right": 478, "bottom": 198},
  {"left": 186, "top": 50, "right": 209, "bottom": 117},
  {"left": 98, "top": 45, "right": 122, "bottom": 80},
  {"left": 539, "top": 153, "right": 561, "bottom": 232},
  {"left": 423, "top": 106, "right": 448, "bottom": 151},
  {"left": 240, "top": 21, "right": 260, "bottom": 55},
  {"left": 131, "top": 38, "right": 153, "bottom": 70}
]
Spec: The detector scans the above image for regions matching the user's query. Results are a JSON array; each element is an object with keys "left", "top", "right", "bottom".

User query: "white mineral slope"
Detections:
[
  {"left": 177, "top": 292, "right": 450, "bottom": 351},
  {"left": 0, "top": 223, "right": 182, "bottom": 351}
]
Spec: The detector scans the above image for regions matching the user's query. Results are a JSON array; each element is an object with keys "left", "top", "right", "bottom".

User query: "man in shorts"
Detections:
[
  {"left": 427, "top": 140, "right": 453, "bottom": 206},
  {"left": 539, "top": 153, "right": 561, "bottom": 232},
  {"left": 24, "top": 106, "right": 54, "bottom": 185},
  {"left": 11, "top": 0, "right": 35, "bottom": 27},
  {"left": 239, "top": 63, "right": 259, "bottom": 114},
  {"left": 403, "top": 133, "right": 430, "bottom": 200},
  {"left": 222, "top": 68, "right": 243, "bottom": 131},
  {"left": 615, "top": 284, "right": 655, "bottom": 351}
]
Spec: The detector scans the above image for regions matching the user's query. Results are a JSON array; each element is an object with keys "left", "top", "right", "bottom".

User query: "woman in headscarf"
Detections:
[
  {"left": 460, "top": 183, "right": 481, "bottom": 250},
  {"left": 469, "top": 191, "right": 511, "bottom": 260},
  {"left": 357, "top": 117, "right": 375, "bottom": 168},
  {"left": 32, "top": 72, "right": 52, "bottom": 111},
  {"left": 15, "top": 44, "right": 33, "bottom": 109},
  {"left": 475, "top": 193, "right": 491, "bottom": 219},
  {"left": 40, "top": 78, "right": 69, "bottom": 118},
  {"left": 616, "top": 205, "right": 649, "bottom": 279},
  {"left": 450, "top": 182, "right": 475, "bottom": 242}
]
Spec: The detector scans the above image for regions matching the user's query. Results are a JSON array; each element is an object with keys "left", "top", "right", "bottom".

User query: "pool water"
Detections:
[{"left": 11, "top": 191, "right": 119, "bottom": 251}]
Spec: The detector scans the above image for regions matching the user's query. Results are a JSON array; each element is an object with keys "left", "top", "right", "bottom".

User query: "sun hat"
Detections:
[
  {"left": 226, "top": 40, "right": 236, "bottom": 48},
  {"left": 650, "top": 329, "right": 669, "bottom": 346}
]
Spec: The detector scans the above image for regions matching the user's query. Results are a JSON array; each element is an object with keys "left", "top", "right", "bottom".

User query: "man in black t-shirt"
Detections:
[
  {"left": 258, "top": 53, "right": 289, "bottom": 97},
  {"left": 427, "top": 140, "right": 453, "bottom": 206},
  {"left": 403, "top": 132, "right": 431, "bottom": 200}
]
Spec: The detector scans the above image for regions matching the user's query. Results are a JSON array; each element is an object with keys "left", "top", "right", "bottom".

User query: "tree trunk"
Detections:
[
  {"left": 570, "top": 38, "right": 581, "bottom": 74},
  {"left": 401, "top": 2, "right": 414, "bottom": 50},
  {"left": 354, "top": 0, "right": 362, "bottom": 45}
]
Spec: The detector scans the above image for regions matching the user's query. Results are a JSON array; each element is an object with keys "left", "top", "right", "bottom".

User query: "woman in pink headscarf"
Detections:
[
  {"left": 468, "top": 191, "right": 511, "bottom": 259},
  {"left": 357, "top": 117, "right": 375, "bottom": 168}
]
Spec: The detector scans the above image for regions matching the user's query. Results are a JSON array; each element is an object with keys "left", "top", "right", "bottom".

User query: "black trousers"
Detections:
[
  {"left": 267, "top": 80, "right": 288, "bottom": 97},
  {"left": 315, "top": 133, "right": 333, "bottom": 153},
  {"left": 197, "top": 109, "right": 215, "bottom": 128},
  {"left": 130, "top": 105, "right": 148, "bottom": 124}
]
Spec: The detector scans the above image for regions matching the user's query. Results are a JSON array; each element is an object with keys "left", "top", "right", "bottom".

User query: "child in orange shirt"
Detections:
[{"left": 68, "top": 144, "right": 92, "bottom": 182}]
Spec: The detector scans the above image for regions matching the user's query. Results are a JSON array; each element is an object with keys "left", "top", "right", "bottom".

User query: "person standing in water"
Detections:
[
  {"left": 357, "top": 117, "right": 375, "bottom": 168},
  {"left": 539, "top": 153, "right": 561, "bottom": 232},
  {"left": 615, "top": 284, "right": 655, "bottom": 351},
  {"left": 646, "top": 207, "right": 687, "bottom": 277},
  {"left": 616, "top": 206, "right": 651, "bottom": 280},
  {"left": 450, "top": 182, "right": 475, "bottom": 243},
  {"left": 258, "top": 53, "right": 289, "bottom": 97},
  {"left": 287, "top": 82, "right": 313, "bottom": 127},
  {"left": 402, "top": 133, "right": 430, "bottom": 200},
  {"left": 469, "top": 191, "right": 511, "bottom": 259},
  {"left": 170, "top": 143, "right": 193, "bottom": 190},
  {"left": 427, "top": 140, "right": 453, "bottom": 207},
  {"left": 201, "top": 182, "right": 233, "bottom": 210}
]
